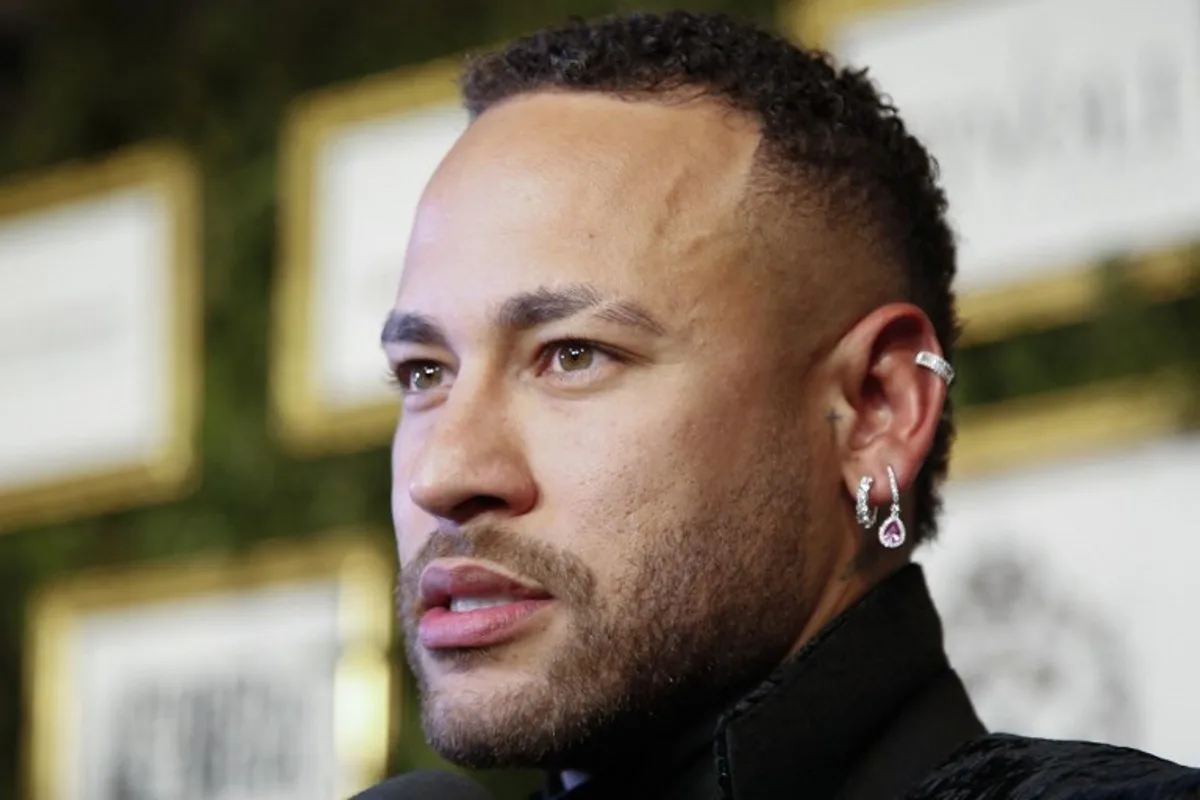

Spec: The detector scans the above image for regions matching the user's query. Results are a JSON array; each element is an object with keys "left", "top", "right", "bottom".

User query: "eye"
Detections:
[
  {"left": 551, "top": 342, "right": 597, "bottom": 373},
  {"left": 392, "top": 360, "right": 448, "bottom": 393},
  {"left": 539, "top": 339, "right": 626, "bottom": 385}
]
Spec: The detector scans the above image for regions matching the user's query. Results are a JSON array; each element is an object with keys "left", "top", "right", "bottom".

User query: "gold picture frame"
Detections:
[
  {"left": 273, "top": 58, "right": 464, "bottom": 456},
  {"left": 24, "top": 530, "right": 397, "bottom": 800},
  {"left": 780, "top": 0, "right": 1198, "bottom": 347},
  {"left": 951, "top": 372, "right": 1195, "bottom": 480},
  {"left": 0, "top": 144, "right": 203, "bottom": 533}
]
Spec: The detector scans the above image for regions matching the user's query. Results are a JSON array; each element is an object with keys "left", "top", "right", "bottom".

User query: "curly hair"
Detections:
[{"left": 459, "top": 11, "right": 959, "bottom": 545}]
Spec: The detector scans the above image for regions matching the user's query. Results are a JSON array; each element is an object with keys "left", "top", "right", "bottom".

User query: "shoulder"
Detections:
[{"left": 905, "top": 733, "right": 1200, "bottom": 799}]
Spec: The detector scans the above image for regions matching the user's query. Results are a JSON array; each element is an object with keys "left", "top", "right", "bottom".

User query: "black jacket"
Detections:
[{"left": 541, "top": 565, "right": 1200, "bottom": 800}]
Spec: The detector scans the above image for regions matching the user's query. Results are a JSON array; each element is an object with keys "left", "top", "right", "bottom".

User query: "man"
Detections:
[{"left": 378, "top": 11, "right": 1200, "bottom": 800}]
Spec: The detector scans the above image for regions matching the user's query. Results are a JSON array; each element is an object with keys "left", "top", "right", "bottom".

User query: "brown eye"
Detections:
[
  {"left": 555, "top": 343, "right": 595, "bottom": 372},
  {"left": 401, "top": 362, "right": 444, "bottom": 392}
]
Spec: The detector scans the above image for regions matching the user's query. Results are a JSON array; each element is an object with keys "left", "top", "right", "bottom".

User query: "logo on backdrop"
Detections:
[{"left": 942, "top": 544, "right": 1138, "bottom": 745}]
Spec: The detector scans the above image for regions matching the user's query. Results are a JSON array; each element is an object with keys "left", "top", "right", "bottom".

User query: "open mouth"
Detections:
[{"left": 418, "top": 563, "right": 555, "bottom": 650}]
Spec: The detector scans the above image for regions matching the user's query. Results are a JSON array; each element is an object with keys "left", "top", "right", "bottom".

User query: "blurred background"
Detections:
[{"left": 0, "top": 0, "right": 1198, "bottom": 798}]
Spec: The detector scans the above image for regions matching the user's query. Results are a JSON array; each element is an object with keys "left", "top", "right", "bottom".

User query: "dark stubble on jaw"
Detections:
[{"left": 396, "top": 463, "right": 815, "bottom": 773}]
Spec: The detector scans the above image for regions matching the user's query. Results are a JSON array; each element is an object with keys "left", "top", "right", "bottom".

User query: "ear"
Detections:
[{"left": 826, "top": 303, "right": 949, "bottom": 515}]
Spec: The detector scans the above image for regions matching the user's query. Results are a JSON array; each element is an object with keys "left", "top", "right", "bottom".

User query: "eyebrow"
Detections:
[
  {"left": 380, "top": 283, "right": 667, "bottom": 348},
  {"left": 494, "top": 284, "right": 667, "bottom": 336},
  {"left": 380, "top": 312, "right": 449, "bottom": 349}
]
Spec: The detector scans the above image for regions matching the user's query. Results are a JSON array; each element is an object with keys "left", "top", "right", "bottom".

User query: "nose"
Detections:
[{"left": 403, "top": 388, "right": 538, "bottom": 527}]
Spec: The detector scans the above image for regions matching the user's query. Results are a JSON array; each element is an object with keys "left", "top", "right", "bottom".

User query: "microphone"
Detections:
[{"left": 349, "top": 769, "right": 496, "bottom": 799}]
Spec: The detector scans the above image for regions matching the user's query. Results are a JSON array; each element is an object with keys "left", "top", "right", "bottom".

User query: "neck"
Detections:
[{"left": 788, "top": 539, "right": 910, "bottom": 658}]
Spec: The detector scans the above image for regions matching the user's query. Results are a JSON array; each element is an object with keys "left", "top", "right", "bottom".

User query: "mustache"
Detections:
[{"left": 396, "top": 525, "right": 597, "bottom": 623}]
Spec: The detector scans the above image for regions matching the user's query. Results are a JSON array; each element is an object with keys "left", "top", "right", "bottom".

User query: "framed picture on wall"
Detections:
[
  {"left": 24, "top": 531, "right": 396, "bottom": 800},
  {"left": 273, "top": 58, "right": 468, "bottom": 455},
  {"left": 0, "top": 144, "right": 203, "bottom": 533},
  {"left": 782, "top": 0, "right": 1200, "bottom": 346}
]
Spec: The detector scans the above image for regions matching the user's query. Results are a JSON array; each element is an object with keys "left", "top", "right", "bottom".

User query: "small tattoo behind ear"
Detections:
[{"left": 825, "top": 410, "right": 841, "bottom": 438}]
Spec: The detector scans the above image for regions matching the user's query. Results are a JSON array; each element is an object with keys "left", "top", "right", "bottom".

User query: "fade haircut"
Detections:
[{"left": 459, "top": 11, "right": 959, "bottom": 544}]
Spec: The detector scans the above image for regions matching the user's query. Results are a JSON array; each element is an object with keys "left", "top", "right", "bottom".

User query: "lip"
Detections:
[{"left": 417, "top": 562, "right": 554, "bottom": 650}]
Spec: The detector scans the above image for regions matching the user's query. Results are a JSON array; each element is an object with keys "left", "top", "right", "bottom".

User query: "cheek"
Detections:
[{"left": 522, "top": 383, "right": 750, "bottom": 546}]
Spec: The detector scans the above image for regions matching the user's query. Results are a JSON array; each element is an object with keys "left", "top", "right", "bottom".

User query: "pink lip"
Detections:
[
  {"left": 419, "top": 600, "right": 555, "bottom": 649},
  {"left": 417, "top": 562, "right": 555, "bottom": 650}
]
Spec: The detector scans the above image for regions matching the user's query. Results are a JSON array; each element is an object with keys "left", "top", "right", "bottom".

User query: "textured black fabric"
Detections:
[
  {"left": 835, "top": 671, "right": 987, "bottom": 800},
  {"left": 712, "top": 566, "right": 984, "bottom": 799},
  {"left": 906, "top": 735, "right": 1200, "bottom": 799}
]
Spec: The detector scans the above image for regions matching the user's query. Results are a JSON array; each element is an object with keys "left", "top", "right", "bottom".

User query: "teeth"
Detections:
[{"left": 449, "top": 595, "right": 518, "bottom": 613}]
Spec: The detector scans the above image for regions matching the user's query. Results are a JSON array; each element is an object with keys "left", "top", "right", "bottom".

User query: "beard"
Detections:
[{"left": 397, "top": 461, "right": 815, "bottom": 771}]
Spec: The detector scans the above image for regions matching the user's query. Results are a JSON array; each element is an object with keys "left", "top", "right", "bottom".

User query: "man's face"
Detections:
[{"left": 387, "top": 93, "right": 841, "bottom": 768}]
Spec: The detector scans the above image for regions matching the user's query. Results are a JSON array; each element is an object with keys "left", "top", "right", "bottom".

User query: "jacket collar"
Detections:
[{"left": 713, "top": 564, "right": 971, "bottom": 797}]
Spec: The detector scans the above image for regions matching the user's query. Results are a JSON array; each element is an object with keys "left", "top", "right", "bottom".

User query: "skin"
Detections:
[{"left": 384, "top": 91, "right": 948, "bottom": 772}]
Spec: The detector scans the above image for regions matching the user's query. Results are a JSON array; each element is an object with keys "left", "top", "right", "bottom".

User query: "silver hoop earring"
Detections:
[
  {"left": 855, "top": 475, "right": 878, "bottom": 529},
  {"left": 916, "top": 351, "right": 955, "bottom": 386},
  {"left": 878, "top": 465, "right": 906, "bottom": 549}
]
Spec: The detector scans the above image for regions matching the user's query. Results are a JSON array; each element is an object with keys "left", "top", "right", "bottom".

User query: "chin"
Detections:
[
  {"left": 419, "top": 640, "right": 552, "bottom": 705},
  {"left": 419, "top": 670, "right": 560, "bottom": 769},
  {"left": 421, "top": 651, "right": 532, "bottom": 700},
  {"left": 408, "top": 620, "right": 625, "bottom": 768}
]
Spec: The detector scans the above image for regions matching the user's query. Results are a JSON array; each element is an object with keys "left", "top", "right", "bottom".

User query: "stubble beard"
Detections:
[{"left": 398, "top": 465, "right": 815, "bottom": 771}]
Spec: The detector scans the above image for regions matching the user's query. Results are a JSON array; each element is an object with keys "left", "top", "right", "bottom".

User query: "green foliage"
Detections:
[
  {"left": 0, "top": 1, "right": 1196, "bottom": 799},
  {"left": 0, "top": 2, "right": 780, "bottom": 798},
  {"left": 956, "top": 285, "right": 1200, "bottom": 407}
]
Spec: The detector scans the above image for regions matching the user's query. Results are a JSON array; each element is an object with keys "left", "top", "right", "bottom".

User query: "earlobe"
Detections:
[{"left": 851, "top": 464, "right": 907, "bottom": 549}]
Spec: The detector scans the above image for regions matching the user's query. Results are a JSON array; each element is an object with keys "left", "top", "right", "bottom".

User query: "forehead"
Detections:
[{"left": 397, "top": 92, "right": 766, "bottom": 317}]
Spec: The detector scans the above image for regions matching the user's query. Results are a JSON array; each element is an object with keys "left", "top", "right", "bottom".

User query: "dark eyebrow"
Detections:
[
  {"left": 494, "top": 284, "right": 666, "bottom": 336},
  {"left": 380, "top": 312, "right": 449, "bottom": 349},
  {"left": 380, "top": 283, "right": 667, "bottom": 350}
]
